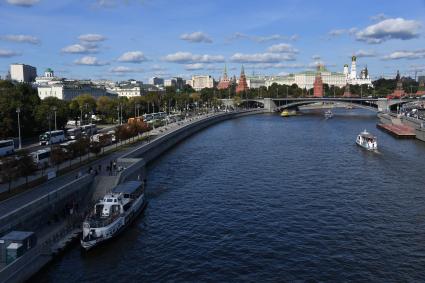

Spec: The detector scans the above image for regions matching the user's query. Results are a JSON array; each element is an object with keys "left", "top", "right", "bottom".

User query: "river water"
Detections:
[{"left": 35, "top": 110, "right": 425, "bottom": 282}]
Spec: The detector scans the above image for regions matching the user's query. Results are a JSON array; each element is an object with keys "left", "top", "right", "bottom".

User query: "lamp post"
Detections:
[
  {"left": 51, "top": 106, "right": 57, "bottom": 130},
  {"left": 84, "top": 103, "right": 89, "bottom": 125},
  {"left": 136, "top": 103, "right": 140, "bottom": 117},
  {"left": 16, "top": 107, "right": 21, "bottom": 149}
]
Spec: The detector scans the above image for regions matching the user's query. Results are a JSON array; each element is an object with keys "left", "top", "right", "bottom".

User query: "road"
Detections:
[{"left": 0, "top": 113, "right": 217, "bottom": 217}]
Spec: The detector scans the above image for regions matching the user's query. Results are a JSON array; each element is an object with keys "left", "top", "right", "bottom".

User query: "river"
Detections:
[{"left": 34, "top": 109, "right": 425, "bottom": 282}]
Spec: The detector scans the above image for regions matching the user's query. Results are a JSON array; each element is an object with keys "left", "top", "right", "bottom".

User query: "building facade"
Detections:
[
  {"left": 188, "top": 75, "right": 214, "bottom": 91},
  {"left": 38, "top": 80, "right": 116, "bottom": 100},
  {"left": 111, "top": 80, "right": 143, "bottom": 98},
  {"left": 265, "top": 58, "right": 372, "bottom": 89},
  {"left": 10, "top": 63, "right": 37, "bottom": 83}
]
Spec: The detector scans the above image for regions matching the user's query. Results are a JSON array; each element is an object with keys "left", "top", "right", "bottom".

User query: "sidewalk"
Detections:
[{"left": 0, "top": 113, "right": 214, "bottom": 195}]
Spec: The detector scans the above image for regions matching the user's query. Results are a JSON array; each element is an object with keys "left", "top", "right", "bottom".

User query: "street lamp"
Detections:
[
  {"left": 84, "top": 103, "right": 89, "bottom": 125},
  {"left": 51, "top": 106, "right": 57, "bottom": 130},
  {"left": 16, "top": 107, "right": 21, "bottom": 149}
]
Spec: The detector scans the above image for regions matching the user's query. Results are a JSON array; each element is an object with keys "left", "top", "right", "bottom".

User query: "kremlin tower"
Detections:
[
  {"left": 236, "top": 65, "right": 249, "bottom": 93},
  {"left": 217, "top": 65, "right": 231, "bottom": 90},
  {"left": 392, "top": 70, "right": 405, "bottom": 98},
  {"left": 313, "top": 65, "right": 324, "bottom": 97}
]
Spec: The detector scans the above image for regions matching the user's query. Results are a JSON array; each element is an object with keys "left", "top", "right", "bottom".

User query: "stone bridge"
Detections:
[{"left": 220, "top": 97, "right": 416, "bottom": 112}]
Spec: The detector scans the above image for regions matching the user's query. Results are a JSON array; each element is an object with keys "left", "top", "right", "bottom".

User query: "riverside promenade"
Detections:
[{"left": 0, "top": 109, "right": 263, "bottom": 283}]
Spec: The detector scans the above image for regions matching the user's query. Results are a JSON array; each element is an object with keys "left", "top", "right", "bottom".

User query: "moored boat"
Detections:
[
  {"left": 356, "top": 130, "right": 377, "bottom": 151},
  {"left": 81, "top": 180, "right": 146, "bottom": 250}
]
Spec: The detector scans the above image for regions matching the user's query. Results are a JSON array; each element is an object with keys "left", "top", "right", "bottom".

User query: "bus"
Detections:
[
  {"left": 39, "top": 130, "right": 65, "bottom": 145},
  {"left": 152, "top": 112, "right": 167, "bottom": 120},
  {"left": 31, "top": 148, "right": 51, "bottom": 167},
  {"left": 81, "top": 124, "right": 97, "bottom": 136},
  {"left": 142, "top": 114, "right": 154, "bottom": 122},
  {"left": 59, "top": 140, "right": 76, "bottom": 154},
  {"left": 0, "top": 139, "right": 14, "bottom": 157},
  {"left": 66, "top": 127, "right": 82, "bottom": 140}
]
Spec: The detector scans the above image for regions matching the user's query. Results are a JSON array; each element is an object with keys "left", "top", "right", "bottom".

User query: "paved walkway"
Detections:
[{"left": 0, "top": 113, "right": 217, "bottom": 216}]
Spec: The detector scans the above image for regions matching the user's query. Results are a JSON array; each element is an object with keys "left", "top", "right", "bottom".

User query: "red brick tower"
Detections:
[
  {"left": 392, "top": 70, "right": 405, "bottom": 98},
  {"left": 313, "top": 68, "right": 323, "bottom": 97},
  {"left": 342, "top": 83, "right": 351, "bottom": 97},
  {"left": 217, "top": 65, "right": 231, "bottom": 90},
  {"left": 236, "top": 65, "right": 249, "bottom": 93}
]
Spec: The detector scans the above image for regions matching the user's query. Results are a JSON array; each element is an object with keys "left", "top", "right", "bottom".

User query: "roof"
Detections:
[
  {"left": 112, "top": 181, "right": 142, "bottom": 194},
  {"left": 360, "top": 131, "right": 376, "bottom": 139},
  {"left": 1, "top": 231, "right": 34, "bottom": 241}
]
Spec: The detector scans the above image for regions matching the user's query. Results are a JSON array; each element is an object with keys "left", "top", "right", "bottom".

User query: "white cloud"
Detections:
[
  {"left": 244, "top": 63, "right": 307, "bottom": 69},
  {"left": 0, "top": 34, "right": 40, "bottom": 44},
  {"left": 78, "top": 34, "right": 106, "bottom": 42},
  {"left": 312, "top": 55, "right": 321, "bottom": 60},
  {"left": 353, "top": 49, "right": 377, "bottom": 57},
  {"left": 6, "top": 0, "right": 38, "bottom": 7},
  {"left": 62, "top": 44, "right": 98, "bottom": 54},
  {"left": 0, "top": 49, "right": 21, "bottom": 57},
  {"left": 267, "top": 43, "right": 298, "bottom": 53},
  {"left": 110, "top": 66, "right": 143, "bottom": 73},
  {"left": 230, "top": 52, "right": 296, "bottom": 63},
  {"left": 356, "top": 18, "right": 421, "bottom": 44},
  {"left": 180, "top": 32, "right": 212, "bottom": 43},
  {"left": 370, "top": 13, "right": 388, "bottom": 22},
  {"left": 74, "top": 56, "right": 108, "bottom": 66},
  {"left": 163, "top": 52, "right": 225, "bottom": 63},
  {"left": 383, "top": 49, "right": 425, "bottom": 60},
  {"left": 117, "top": 51, "right": 147, "bottom": 63},
  {"left": 184, "top": 63, "right": 204, "bottom": 71},
  {"left": 328, "top": 28, "right": 357, "bottom": 37},
  {"left": 151, "top": 65, "right": 166, "bottom": 71},
  {"left": 227, "top": 32, "right": 298, "bottom": 43}
]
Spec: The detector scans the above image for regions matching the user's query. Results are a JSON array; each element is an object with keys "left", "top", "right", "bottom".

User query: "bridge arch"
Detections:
[{"left": 274, "top": 99, "right": 378, "bottom": 112}]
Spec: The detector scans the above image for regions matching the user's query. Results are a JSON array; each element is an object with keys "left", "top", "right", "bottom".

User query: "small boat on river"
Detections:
[
  {"left": 281, "top": 110, "right": 297, "bottom": 117},
  {"left": 81, "top": 180, "right": 146, "bottom": 250},
  {"left": 356, "top": 130, "right": 377, "bottom": 151},
  {"left": 324, "top": 110, "right": 333, "bottom": 119}
]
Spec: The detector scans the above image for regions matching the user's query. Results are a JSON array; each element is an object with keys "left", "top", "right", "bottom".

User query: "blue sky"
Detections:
[{"left": 1, "top": 0, "right": 425, "bottom": 82}]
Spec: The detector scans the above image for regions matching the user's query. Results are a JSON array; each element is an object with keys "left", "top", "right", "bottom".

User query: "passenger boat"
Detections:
[
  {"left": 81, "top": 181, "right": 146, "bottom": 250},
  {"left": 356, "top": 130, "right": 377, "bottom": 151},
  {"left": 324, "top": 110, "right": 333, "bottom": 119},
  {"left": 281, "top": 110, "right": 297, "bottom": 117}
]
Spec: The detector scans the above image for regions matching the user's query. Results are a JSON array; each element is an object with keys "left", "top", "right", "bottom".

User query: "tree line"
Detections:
[{"left": 0, "top": 76, "right": 419, "bottom": 139}]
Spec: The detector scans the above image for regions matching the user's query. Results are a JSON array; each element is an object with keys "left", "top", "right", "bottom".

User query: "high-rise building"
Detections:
[
  {"left": 164, "top": 77, "right": 184, "bottom": 90},
  {"left": 10, "top": 63, "right": 37, "bottom": 83},
  {"left": 236, "top": 65, "right": 249, "bottom": 93},
  {"left": 149, "top": 77, "right": 164, "bottom": 86}
]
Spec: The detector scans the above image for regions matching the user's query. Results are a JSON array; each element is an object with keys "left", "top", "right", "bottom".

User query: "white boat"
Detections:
[
  {"left": 81, "top": 180, "right": 146, "bottom": 250},
  {"left": 356, "top": 130, "right": 377, "bottom": 151},
  {"left": 324, "top": 110, "right": 333, "bottom": 119}
]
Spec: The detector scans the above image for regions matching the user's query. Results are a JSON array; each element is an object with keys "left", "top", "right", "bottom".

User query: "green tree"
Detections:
[
  {"left": 0, "top": 156, "right": 19, "bottom": 192},
  {"left": 34, "top": 97, "right": 69, "bottom": 131},
  {"left": 16, "top": 150, "right": 37, "bottom": 187},
  {"left": 0, "top": 81, "right": 40, "bottom": 138}
]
